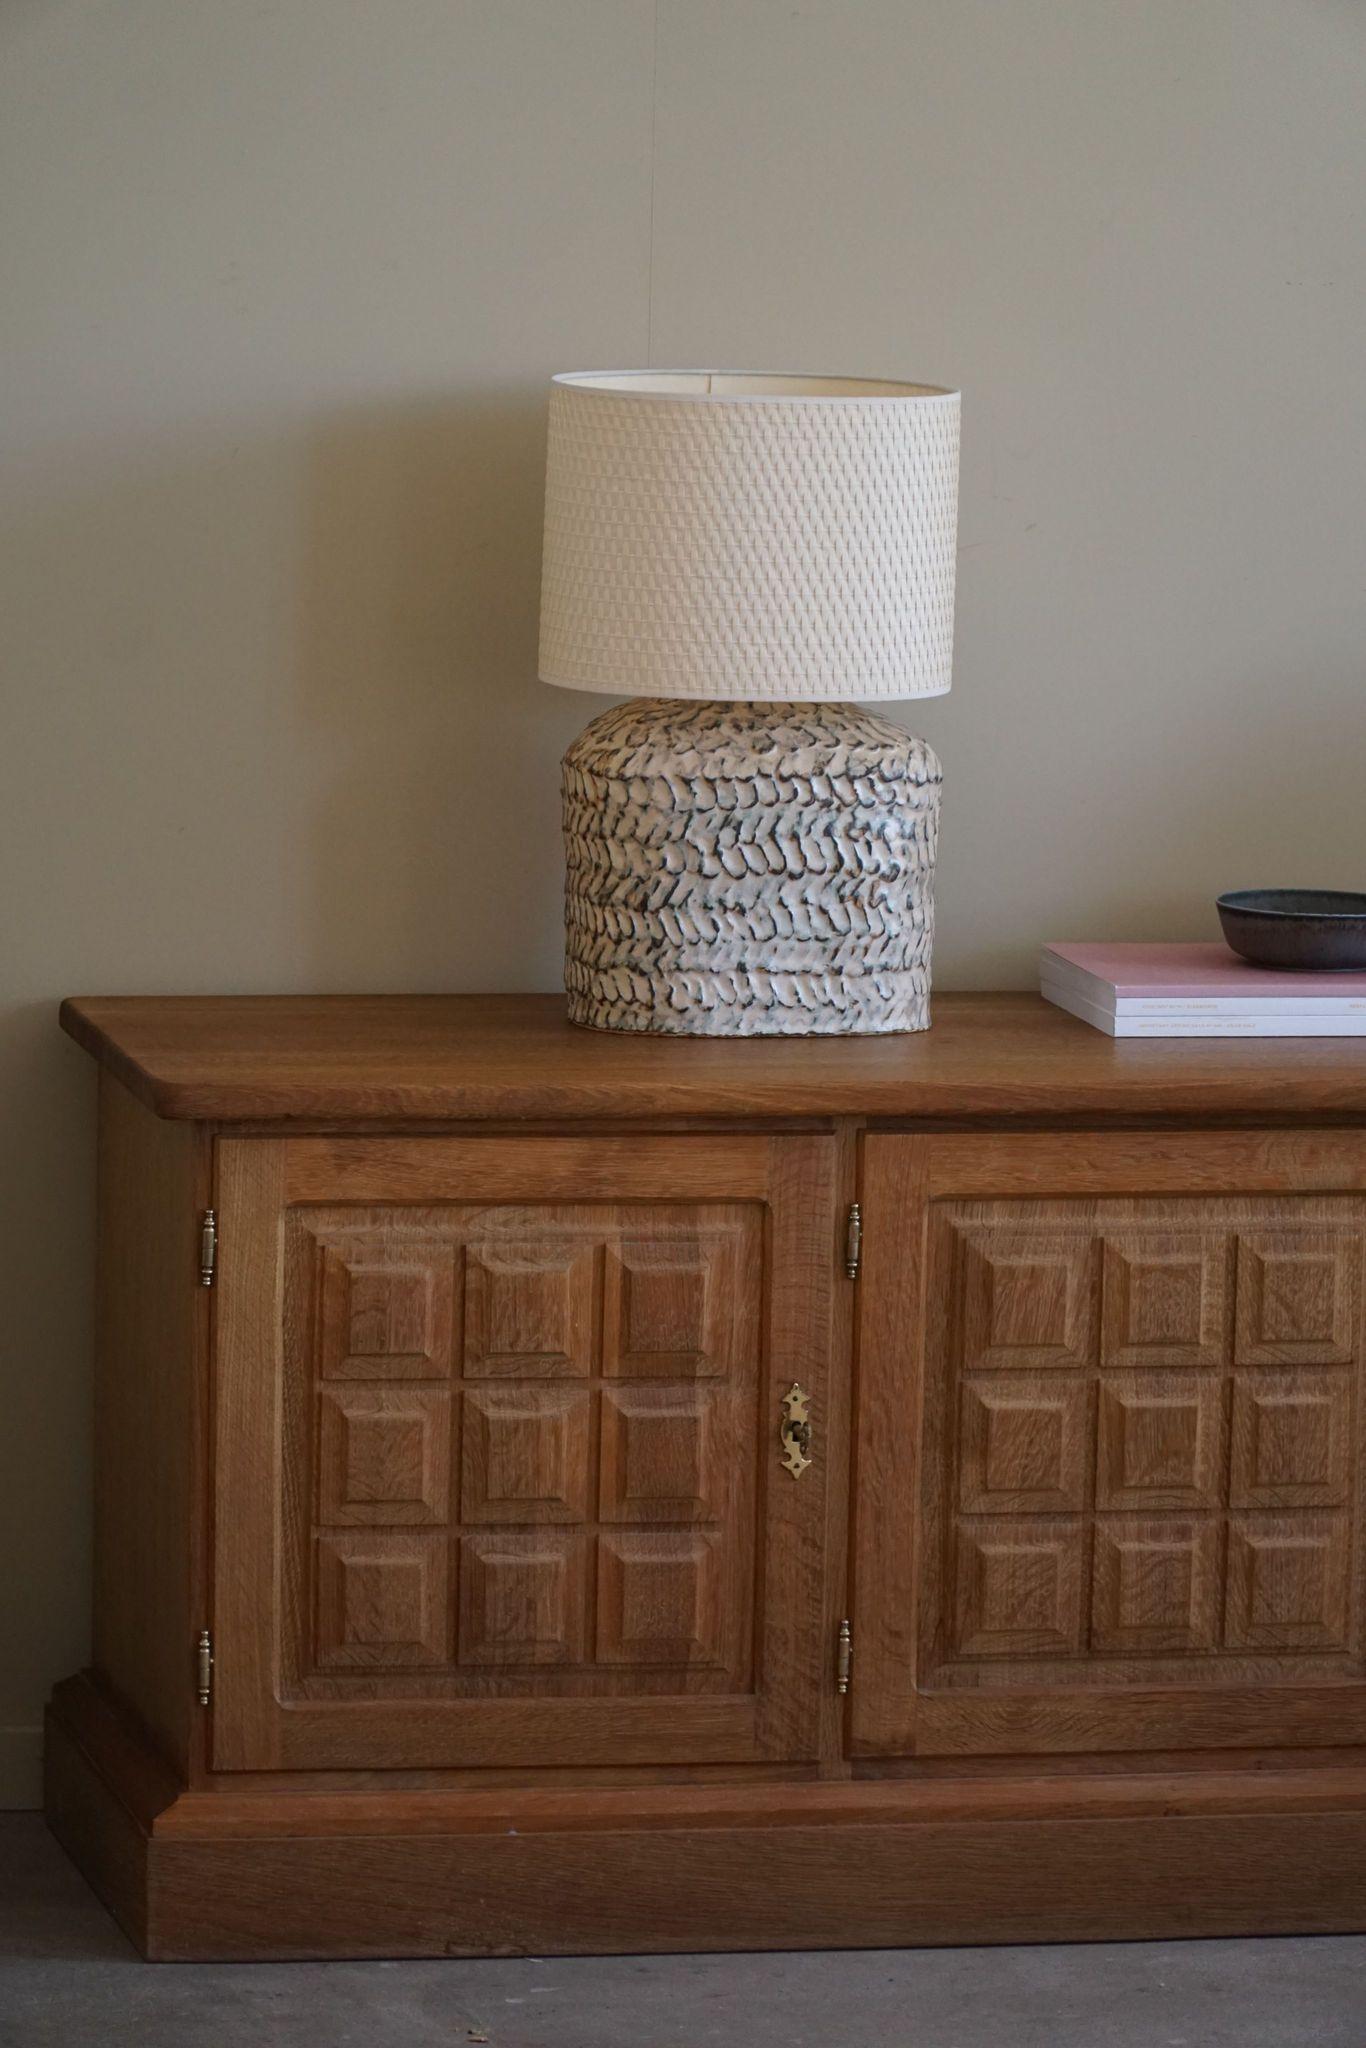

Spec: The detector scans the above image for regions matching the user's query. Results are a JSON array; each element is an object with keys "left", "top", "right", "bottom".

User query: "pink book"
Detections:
[{"left": 1041, "top": 942, "right": 1366, "bottom": 1015}]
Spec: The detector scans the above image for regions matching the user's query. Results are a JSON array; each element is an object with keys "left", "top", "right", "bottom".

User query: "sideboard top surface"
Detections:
[{"left": 58, "top": 992, "right": 1366, "bottom": 1125}]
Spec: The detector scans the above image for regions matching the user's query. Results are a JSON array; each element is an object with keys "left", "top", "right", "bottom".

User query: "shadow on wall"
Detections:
[
  {"left": 0, "top": 385, "right": 590, "bottom": 1796},
  {"left": 297, "top": 388, "right": 585, "bottom": 993},
  {"left": 0, "top": 1002, "right": 95, "bottom": 1802}
]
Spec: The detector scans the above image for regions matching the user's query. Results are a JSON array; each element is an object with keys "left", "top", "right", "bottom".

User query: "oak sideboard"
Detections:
[{"left": 46, "top": 992, "right": 1366, "bottom": 1958}]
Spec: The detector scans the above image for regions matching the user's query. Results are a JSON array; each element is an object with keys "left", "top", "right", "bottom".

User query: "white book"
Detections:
[
  {"left": 1041, "top": 976, "right": 1366, "bottom": 1038},
  {"left": 1041, "top": 943, "right": 1366, "bottom": 1018}
]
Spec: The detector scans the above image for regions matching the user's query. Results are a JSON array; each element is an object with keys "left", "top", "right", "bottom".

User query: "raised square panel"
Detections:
[
  {"left": 314, "top": 1531, "right": 448, "bottom": 1669},
  {"left": 957, "top": 1377, "right": 1088, "bottom": 1514},
  {"left": 1224, "top": 1514, "right": 1352, "bottom": 1651},
  {"left": 1235, "top": 1234, "right": 1359, "bottom": 1367},
  {"left": 460, "top": 1385, "right": 590, "bottom": 1524},
  {"left": 1090, "top": 1518, "right": 1221, "bottom": 1653},
  {"left": 599, "top": 1385, "right": 728, "bottom": 1523},
  {"left": 319, "top": 1241, "right": 454, "bottom": 1379},
  {"left": 596, "top": 1531, "right": 724, "bottom": 1666},
  {"left": 458, "top": 1531, "right": 588, "bottom": 1666},
  {"left": 958, "top": 1232, "right": 1093, "bottom": 1372},
  {"left": 1102, "top": 1234, "right": 1228, "bottom": 1370},
  {"left": 603, "top": 1236, "right": 738, "bottom": 1377},
  {"left": 1095, "top": 1373, "right": 1225, "bottom": 1510},
  {"left": 1230, "top": 1372, "right": 1353, "bottom": 1509},
  {"left": 317, "top": 1386, "right": 451, "bottom": 1525},
  {"left": 952, "top": 1520, "right": 1085, "bottom": 1659},
  {"left": 463, "top": 1239, "right": 596, "bottom": 1377}
]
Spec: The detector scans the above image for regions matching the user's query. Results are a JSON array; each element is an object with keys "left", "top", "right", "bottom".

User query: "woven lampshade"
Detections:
[{"left": 538, "top": 370, "right": 960, "bottom": 701}]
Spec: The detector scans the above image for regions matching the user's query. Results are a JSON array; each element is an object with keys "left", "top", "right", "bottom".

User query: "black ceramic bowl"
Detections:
[{"left": 1217, "top": 889, "right": 1366, "bottom": 971}]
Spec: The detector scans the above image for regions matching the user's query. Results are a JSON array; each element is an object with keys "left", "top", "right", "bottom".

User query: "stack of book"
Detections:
[{"left": 1040, "top": 943, "right": 1366, "bottom": 1038}]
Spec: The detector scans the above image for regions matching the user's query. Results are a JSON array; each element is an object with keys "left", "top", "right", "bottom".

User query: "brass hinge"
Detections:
[
  {"left": 199, "top": 1209, "right": 217, "bottom": 1287},
  {"left": 195, "top": 1628, "right": 213, "bottom": 1707},
  {"left": 836, "top": 1617, "right": 853, "bottom": 1694},
  {"left": 844, "top": 1202, "right": 862, "bottom": 1281}
]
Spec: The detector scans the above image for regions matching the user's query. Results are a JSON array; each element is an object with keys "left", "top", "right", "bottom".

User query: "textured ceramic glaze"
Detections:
[{"left": 562, "top": 699, "right": 942, "bottom": 1036}]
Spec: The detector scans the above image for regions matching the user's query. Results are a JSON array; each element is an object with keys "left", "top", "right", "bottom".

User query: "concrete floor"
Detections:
[{"left": 3, "top": 1815, "right": 1366, "bottom": 2048}]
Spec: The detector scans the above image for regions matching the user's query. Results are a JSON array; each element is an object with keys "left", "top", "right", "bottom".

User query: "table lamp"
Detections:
[{"left": 538, "top": 370, "right": 960, "bottom": 1035}]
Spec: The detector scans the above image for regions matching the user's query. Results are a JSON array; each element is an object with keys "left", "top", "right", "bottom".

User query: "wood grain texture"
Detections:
[
  {"left": 52, "top": 1004, "right": 1366, "bottom": 1963},
  {"left": 315, "top": 1531, "right": 451, "bottom": 1669},
  {"left": 922, "top": 1198, "right": 1365, "bottom": 1712},
  {"left": 150, "top": 1765, "right": 1366, "bottom": 1835},
  {"left": 43, "top": 1683, "right": 1366, "bottom": 1960},
  {"left": 280, "top": 1134, "right": 776, "bottom": 1203},
  {"left": 855, "top": 1132, "right": 1366, "bottom": 1761},
  {"left": 212, "top": 1133, "right": 837, "bottom": 1772},
  {"left": 849, "top": 1132, "right": 932, "bottom": 1756},
  {"left": 144, "top": 1812, "right": 1366, "bottom": 1959},
  {"left": 912, "top": 1130, "right": 1366, "bottom": 1197},
  {"left": 210, "top": 1137, "right": 288, "bottom": 1771},
  {"left": 59, "top": 992, "right": 1366, "bottom": 1125},
  {"left": 91, "top": 1075, "right": 209, "bottom": 1771},
  {"left": 51, "top": 1674, "right": 1366, "bottom": 1834}
]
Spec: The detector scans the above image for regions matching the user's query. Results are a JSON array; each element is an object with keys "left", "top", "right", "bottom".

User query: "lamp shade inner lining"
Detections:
[{"left": 552, "top": 369, "right": 956, "bottom": 402}]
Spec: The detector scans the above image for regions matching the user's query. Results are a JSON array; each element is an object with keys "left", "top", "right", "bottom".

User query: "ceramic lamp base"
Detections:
[{"left": 562, "top": 699, "right": 942, "bottom": 1036}]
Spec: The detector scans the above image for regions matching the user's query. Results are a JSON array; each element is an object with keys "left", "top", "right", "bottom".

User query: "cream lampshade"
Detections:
[{"left": 537, "top": 370, "right": 962, "bottom": 1036}]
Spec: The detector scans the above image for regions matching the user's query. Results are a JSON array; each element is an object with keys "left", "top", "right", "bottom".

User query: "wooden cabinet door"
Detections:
[
  {"left": 852, "top": 1131, "right": 1366, "bottom": 1759},
  {"left": 211, "top": 1133, "right": 836, "bottom": 1771}
]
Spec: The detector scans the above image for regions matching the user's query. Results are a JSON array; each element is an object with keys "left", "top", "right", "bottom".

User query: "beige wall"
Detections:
[{"left": 2, "top": 0, "right": 1364, "bottom": 1802}]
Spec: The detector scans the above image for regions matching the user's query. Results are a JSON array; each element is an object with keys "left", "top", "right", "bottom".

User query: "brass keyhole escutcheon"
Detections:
[{"left": 779, "top": 1381, "right": 813, "bottom": 1479}]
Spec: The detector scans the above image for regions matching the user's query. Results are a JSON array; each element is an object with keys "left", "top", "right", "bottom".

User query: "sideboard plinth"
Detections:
[{"left": 46, "top": 1676, "right": 1366, "bottom": 1962}]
